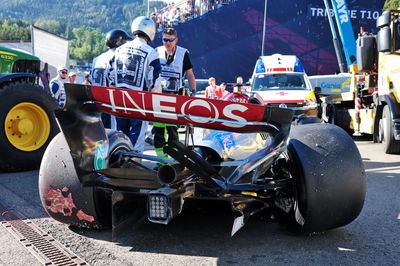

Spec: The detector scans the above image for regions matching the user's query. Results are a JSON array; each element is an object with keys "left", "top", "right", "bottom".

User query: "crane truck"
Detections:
[{"left": 319, "top": 5, "right": 400, "bottom": 154}]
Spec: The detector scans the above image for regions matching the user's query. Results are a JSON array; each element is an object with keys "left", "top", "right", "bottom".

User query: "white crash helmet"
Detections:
[{"left": 131, "top": 16, "right": 156, "bottom": 42}]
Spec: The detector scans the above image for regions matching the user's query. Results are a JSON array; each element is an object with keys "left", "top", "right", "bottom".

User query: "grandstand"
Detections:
[{"left": 153, "top": 0, "right": 385, "bottom": 82}]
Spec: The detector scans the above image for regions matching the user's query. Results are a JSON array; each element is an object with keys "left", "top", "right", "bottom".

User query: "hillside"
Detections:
[{"left": 0, "top": 0, "right": 166, "bottom": 33}]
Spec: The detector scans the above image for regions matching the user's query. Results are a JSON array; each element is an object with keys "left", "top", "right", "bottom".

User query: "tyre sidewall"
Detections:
[
  {"left": 39, "top": 132, "right": 105, "bottom": 228},
  {"left": 0, "top": 81, "right": 59, "bottom": 170},
  {"left": 382, "top": 105, "right": 400, "bottom": 154},
  {"left": 287, "top": 124, "right": 366, "bottom": 233},
  {"left": 39, "top": 130, "right": 133, "bottom": 228}
]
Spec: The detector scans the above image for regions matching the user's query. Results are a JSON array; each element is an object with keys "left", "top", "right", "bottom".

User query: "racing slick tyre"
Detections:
[
  {"left": 275, "top": 123, "right": 365, "bottom": 233},
  {"left": 39, "top": 130, "right": 133, "bottom": 229},
  {"left": 381, "top": 105, "right": 400, "bottom": 154},
  {"left": 0, "top": 80, "right": 59, "bottom": 171}
]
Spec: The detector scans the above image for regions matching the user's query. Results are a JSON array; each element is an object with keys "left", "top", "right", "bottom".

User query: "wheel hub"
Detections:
[
  {"left": 5, "top": 102, "right": 51, "bottom": 151},
  {"left": 11, "top": 118, "right": 34, "bottom": 135}
]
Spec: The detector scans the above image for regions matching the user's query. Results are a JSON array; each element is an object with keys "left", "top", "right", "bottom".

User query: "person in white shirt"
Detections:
[{"left": 49, "top": 66, "right": 68, "bottom": 108}]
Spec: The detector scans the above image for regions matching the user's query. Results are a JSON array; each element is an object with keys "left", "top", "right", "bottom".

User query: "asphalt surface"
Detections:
[{"left": 0, "top": 137, "right": 399, "bottom": 266}]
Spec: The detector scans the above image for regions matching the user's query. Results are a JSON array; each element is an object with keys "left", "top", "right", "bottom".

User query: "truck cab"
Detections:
[{"left": 250, "top": 54, "right": 319, "bottom": 123}]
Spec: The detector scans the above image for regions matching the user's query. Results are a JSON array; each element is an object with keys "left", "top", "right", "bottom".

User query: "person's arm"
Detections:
[
  {"left": 105, "top": 55, "right": 115, "bottom": 87},
  {"left": 182, "top": 51, "right": 196, "bottom": 95},
  {"left": 50, "top": 81, "right": 59, "bottom": 96},
  {"left": 108, "top": 54, "right": 117, "bottom": 87},
  {"left": 147, "top": 49, "right": 162, "bottom": 92},
  {"left": 185, "top": 68, "right": 196, "bottom": 93}
]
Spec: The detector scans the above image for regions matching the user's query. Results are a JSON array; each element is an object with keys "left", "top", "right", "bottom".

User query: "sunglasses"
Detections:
[
  {"left": 163, "top": 38, "right": 176, "bottom": 42},
  {"left": 60, "top": 71, "right": 68, "bottom": 74}
]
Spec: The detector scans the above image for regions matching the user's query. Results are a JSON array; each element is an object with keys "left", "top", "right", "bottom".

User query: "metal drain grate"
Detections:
[{"left": 0, "top": 201, "right": 88, "bottom": 265}]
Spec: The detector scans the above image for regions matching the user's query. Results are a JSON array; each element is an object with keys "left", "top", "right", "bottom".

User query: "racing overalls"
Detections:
[
  {"left": 153, "top": 45, "right": 187, "bottom": 160},
  {"left": 90, "top": 48, "right": 117, "bottom": 129},
  {"left": 49, "top": 76, "right": 66, "bottom": 108},
  {"left": 110, "top": 38, "right": 162, "bottom": 153}
]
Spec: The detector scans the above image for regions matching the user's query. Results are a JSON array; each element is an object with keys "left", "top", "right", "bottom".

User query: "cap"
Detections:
[
  {"left": 68, "top": 71, "right": 76, "bottom": 77},
  {"left": 57, "top": 66, "right": 68, "bottom": 72}
]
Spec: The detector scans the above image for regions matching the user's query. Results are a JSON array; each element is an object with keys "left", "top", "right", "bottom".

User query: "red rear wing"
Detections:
[
  {"left": 58, "top": 84, "right": 293, "bottom": 183},
  {"left": 61, "top": 84, "right": 293, "bottom": 134},
  {"left": 89, "top": 85, "right": 291, "bottom": 133}
]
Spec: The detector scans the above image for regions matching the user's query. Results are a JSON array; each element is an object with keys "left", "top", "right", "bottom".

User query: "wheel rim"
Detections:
[
  {"left": 378, "top": 118, "right": 384, "bottom": 142},
  {"left": 5, "top": 102, "right": 50, "bottom": 151},
  {"left": 382, "top": 106, "right": 389, "bottom": 144}
]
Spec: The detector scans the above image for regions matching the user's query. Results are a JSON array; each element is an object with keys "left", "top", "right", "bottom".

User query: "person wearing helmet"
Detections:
[
  {"left": 90, "top": 29, "right": 132, "bottom": 129},
  {"left": 49, "top": 66, "right": 68, "bottom": 108},
  {"left": 152, "top": 27, "right": 196, "bottom": 162},
  {"left": 110, "top": 16, "right": 162, "bottom": 154}
]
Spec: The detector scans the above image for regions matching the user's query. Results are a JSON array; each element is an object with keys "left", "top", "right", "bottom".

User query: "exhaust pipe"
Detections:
[{"left": 157, "top": 164, "right": 190, "bottom": 185}]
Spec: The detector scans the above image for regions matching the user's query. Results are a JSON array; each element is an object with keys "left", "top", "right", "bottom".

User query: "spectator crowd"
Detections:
[{"left": 151, "top": 0, "right": 237, "bottom": 31}]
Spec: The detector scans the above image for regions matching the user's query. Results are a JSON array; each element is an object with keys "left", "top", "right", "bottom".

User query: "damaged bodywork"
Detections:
[{"left": 39, "top": 84, "right": 366, "bottom": 238}]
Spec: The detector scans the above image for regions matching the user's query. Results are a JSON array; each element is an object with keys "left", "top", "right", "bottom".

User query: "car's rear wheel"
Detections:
[
  {"left": 39, "top": 130, "right": 133, "bottom": 228},
  {"left": 274, "top": 123, "right": 365, "bottom": 233}
]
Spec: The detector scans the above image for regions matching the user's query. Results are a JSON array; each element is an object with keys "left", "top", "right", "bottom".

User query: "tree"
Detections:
[
  {"left": 34, "top": 19, "right": 64, "bottom": 35},
  {"left": 69, "top": 26, "right": 107, "bottom": 62},
  {"left": 384, "top": 0, "right": 400, "bottom": 10},
  {"left": 0, "top": 19, "right": 30, "bottom": 40}
]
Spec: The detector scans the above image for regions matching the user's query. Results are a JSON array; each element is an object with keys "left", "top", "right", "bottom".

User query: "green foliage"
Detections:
[
  {"left": 69, "top": 26, "right": 107, "bottom": 61},
  {"left": 384, "top": 0, "right": 400, "bottom": 10},
  {"left": 0, "top": 19, "right": 31, "bottom": 40},
  {"left": 0, "top": 0, "right": 167, "bottom": 61},
  {"left": 0, "top": 0, "right": 166, "bottom": 33},
  {"left": 34, "top": 19, "right": 65, "bottom": 35}
]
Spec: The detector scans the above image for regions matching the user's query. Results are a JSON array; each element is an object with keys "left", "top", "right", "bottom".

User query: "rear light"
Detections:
[
  {"left": 147, "top": 187, "right": 184, "bottom": 224},
  {"left": 148, "top": 194, "right": 169, "bottom": 220}
]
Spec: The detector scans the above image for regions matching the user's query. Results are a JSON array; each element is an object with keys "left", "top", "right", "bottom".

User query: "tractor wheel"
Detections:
[
  {"left": 381, "top": 105, "right": 400, "bottom": 154},
  {"left": 0, "top": 80, "right": 59, "bottom": 171},
  {"left": 39, "top": 130, "right": 133, "bottom": 228},
  {"left": 275, "top": 123, "right": 365, "bottom": 233}
]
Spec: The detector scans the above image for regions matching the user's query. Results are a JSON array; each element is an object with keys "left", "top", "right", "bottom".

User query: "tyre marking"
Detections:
[
  {"left": 45, "top": 187, "right": 76, "bottom": 216},
  {"left": 76, "top": 210, "right": 95, "bottom": 222},
  {"left": 45, "top": 187, "right": 95, "bottom": 223}
]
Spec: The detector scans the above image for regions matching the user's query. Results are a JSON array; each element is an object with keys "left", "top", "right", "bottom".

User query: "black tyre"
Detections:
[
  {"left": 381, "top": 105, "right": 400, "bottom": 154},
  {"left": 276, "top": 123, "right": 365, "bottom": 233},
  {"left": 298, "top": 116, "right": 321, "bottom": 124},
  {"left": 39, "top": 130, "right": 133, "bottom": 228},
  {"left": 328, "top": 104, "right": 337, "bottom": 125},
  {"left": 0, "top": 80, "right": 59, "bottom": 171}
]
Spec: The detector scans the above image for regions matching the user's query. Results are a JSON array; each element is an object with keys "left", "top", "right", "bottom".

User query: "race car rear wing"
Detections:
[{"left": 57, "top": 84, "right": 294, "bottom": 184}]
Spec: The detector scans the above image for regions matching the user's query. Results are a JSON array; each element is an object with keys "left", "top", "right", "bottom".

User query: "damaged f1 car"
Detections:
[{"left": 39, "top": 84, "right": 365, "bottom": 237}]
